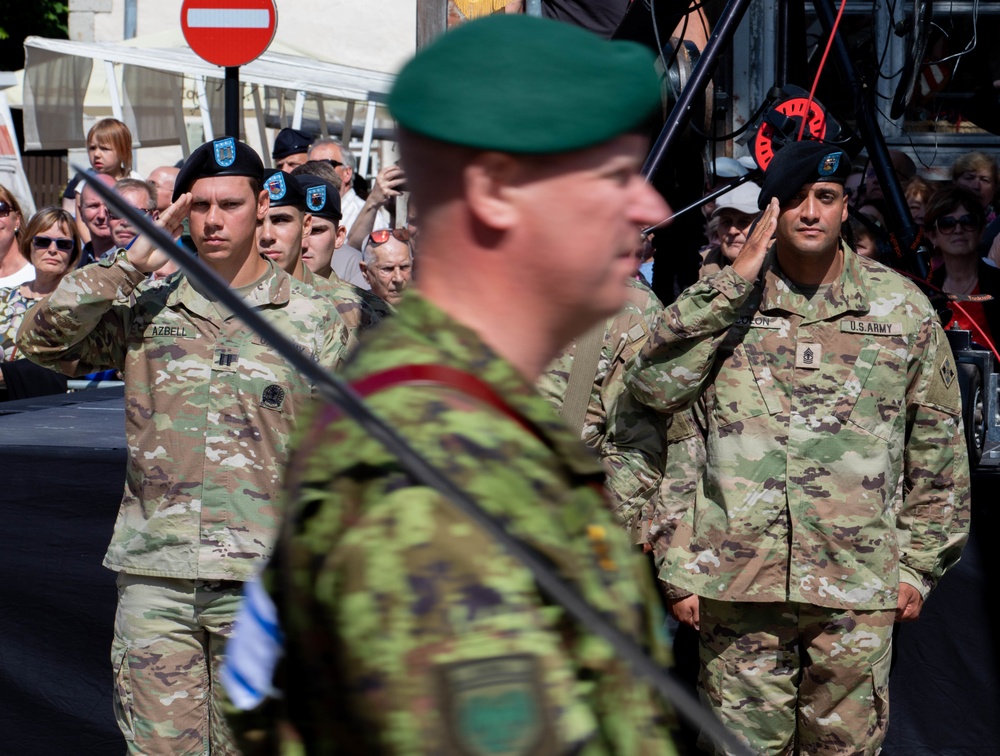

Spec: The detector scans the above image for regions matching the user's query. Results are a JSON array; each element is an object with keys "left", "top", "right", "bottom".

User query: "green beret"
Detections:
[
  {"left": 173, "top": 137, "right": 263, "bottom": 201},
  {"left": 759, "top": 140, "right": 852, "bottom": 209},
  {"left": 389, "top": 15, "right": 661, "bottom": 154}
]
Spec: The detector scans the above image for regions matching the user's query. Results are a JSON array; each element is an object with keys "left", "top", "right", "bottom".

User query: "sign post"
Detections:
[{"left": 181, "top": 0, "right": 278, "bottom": 139}]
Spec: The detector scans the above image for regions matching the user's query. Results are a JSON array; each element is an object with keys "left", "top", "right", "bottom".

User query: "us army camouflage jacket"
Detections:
[
  {"left": 16, "top": 252, "right": 346, "bottom": 581},
  {"left": 537, "top": 278, "right": 667, "bottom": 545},
  {"left": 627, "top": 246, "right": 971, "bottom": 610},
  {"left": 255, "top": 293, "right": 677, "bottom": 754}
]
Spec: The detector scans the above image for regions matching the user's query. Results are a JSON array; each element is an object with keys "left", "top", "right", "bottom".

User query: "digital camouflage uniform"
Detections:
[
  {"left": 232, "top": 293, "right": 679, "bottom": 755},
  {"left": 16, "top": 251, "right": 347, "bottom": 754},
  {"left": 627, "top": 246, "right": 971, "bottom": 755},
  {"left": 537, "top": 277, "right": 667, "bottom": 544}
]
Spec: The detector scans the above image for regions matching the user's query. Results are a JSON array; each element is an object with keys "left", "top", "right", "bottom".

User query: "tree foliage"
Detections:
[{"left": 0, "top": 1, "right": 69, "bottom": 72}]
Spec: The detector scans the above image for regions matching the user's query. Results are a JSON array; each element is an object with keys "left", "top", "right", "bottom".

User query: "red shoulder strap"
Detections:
[{"left": 305, "top": 364, "right": 544, "bottom": 451}]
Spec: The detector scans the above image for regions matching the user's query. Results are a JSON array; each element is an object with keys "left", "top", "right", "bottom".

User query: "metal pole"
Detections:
[
  {"left": 641, "top": 0, "right": 756, "bottom": 180},
  {"left": 811, "top": 0, "right": 925, "bottom": 276},
  {"left": 225, "top": 66, "right": 241, "bottom": 140}
]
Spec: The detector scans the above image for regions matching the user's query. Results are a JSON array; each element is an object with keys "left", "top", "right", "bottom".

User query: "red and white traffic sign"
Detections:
[{"left": 181, "top": 0, "right": 277, "bottom": 68}]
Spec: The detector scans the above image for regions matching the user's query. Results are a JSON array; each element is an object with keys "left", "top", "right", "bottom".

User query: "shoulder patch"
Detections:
[
  {"left": 940, "top": 358, "right": 956, "bottom": 389},
  {"left": 434, "top": 655, "right": 554, "bottom": 756}
]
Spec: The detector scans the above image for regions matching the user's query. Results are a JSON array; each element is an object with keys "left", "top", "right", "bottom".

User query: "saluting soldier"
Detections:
[
  {"left": 223, "top": 15, "right": 682, "bottom": 755},
  {"left": 17, "top": 138, "right": 347, "bottom": 754},
  {"left": 628, "top": 139, "right": 971, "bottom": 755}
]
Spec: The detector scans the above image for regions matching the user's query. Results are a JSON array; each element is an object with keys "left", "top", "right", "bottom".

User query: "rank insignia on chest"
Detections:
[
  {"left": 261, "top": 384, "right": 285, "bottom": 410},
  {"left": 795, "top": 342, "right": 822, "bottom": 369},
  {"left": 434, "top": 655, "right": 554, "bottom": 756}
]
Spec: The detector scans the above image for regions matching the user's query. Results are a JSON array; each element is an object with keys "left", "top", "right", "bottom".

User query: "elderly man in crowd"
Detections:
[
  {"left": 147, "top": 166, "right": 180, "bottom": 215},
  {"left": 77, "top": 174, "right": 118, "bottom": 265},
  {"left": 360, "top": 227, "right": 413, "bottom": 307},
  {"left": 108, "top": 178, "right": 157, "bottom": 250}
]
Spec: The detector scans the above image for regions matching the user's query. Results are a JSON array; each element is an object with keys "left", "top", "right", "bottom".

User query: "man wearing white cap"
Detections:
[{"left": 701, "top": 181, "right": 761, "bottom": 275}]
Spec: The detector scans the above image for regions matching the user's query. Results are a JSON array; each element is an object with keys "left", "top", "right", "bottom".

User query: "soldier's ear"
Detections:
[{"left": 463, "top": 152, "right": 521, "bottom": 231}]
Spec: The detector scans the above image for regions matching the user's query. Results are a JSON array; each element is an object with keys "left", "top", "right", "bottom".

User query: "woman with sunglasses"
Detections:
[
  {"left": 0, "top": 185, "right": 34, "bottom": 289},
  {"left": 1, "top": 207, "right": 81, "bottom": 363},
  {"left": 925, "top": 186, "right": 1000, "bottom": 347}
]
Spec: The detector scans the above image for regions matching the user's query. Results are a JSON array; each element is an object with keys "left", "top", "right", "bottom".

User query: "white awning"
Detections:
[{"left": 18, "top": 35, "right": 396, "bottom": 170}]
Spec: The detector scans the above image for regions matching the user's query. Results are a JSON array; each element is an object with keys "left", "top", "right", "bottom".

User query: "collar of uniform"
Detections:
[
  {"left": 168, "top": 258, "right": 291, "bottom": 317},
  {"left": 360, "top": 293, "right": 606, "bottom": 479},
  {"left": 758, "top": 240, "right": 870, "bottom": 321}
]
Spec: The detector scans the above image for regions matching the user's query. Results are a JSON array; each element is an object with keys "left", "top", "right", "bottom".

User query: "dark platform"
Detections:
[
  {"left": 0, "top": 388, "right": 126, "bottom": 754},
  {"left": 0, "top": 388, "right": 996, "bottom": 754}
]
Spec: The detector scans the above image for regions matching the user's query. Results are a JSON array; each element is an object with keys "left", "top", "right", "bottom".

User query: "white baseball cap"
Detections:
[{"left": 712, "top": 182, "right": 761, "bottom": 216}]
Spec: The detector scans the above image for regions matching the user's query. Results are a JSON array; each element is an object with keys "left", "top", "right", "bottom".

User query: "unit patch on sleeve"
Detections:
[{"left": 434, "top": 655, "right": 555, "bottom": 755}]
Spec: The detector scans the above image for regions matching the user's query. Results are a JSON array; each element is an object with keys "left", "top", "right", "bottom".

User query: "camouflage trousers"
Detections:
[
  {"left": 696, "top": 599, "right": 895, "bottom": 756},
  {"left": 112, "top": 572, "right": 244, "bottom": 755}
]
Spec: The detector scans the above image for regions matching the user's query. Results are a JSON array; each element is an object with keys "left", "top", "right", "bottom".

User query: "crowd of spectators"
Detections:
[{"left": 0, "top": 119, "right": 414, "bottom": 402}]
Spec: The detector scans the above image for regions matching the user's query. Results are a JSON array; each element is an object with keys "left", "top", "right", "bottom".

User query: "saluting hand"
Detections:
[
  {"left": 731, "top": 196, "right": 779, "bottom": 283},
  {"left": 126, "top": 192, "right": 192, "bottom": 274}
]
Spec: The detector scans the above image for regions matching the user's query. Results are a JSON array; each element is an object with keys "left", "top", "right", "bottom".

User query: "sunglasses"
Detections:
[
  {"left": 320, "top": 158, "right": 345, "bottom": 169},
  {"left": 33, "top": 235, "right": 75, "bottom": 252},
  {"left": 368, "top": 228, "right": 412, "bottom": 246},
  {"left": 934, "top": 214, "right": 979, "bottom": 234},
  {"left": 0, "top": 200, "right": 13, "bottom": 218}
]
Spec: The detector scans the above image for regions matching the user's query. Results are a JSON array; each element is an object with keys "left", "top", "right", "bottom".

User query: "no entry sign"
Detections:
[{"left": 181, "top": 0, "right": 277, "bottom": 68}]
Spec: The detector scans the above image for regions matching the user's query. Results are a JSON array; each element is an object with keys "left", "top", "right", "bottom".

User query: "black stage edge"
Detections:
[
  {"left": 0, "top": 388, "right": 996, "bottom": 753},
  {"left": 0, "top": 387, "right": 126, "bottom": 754}
]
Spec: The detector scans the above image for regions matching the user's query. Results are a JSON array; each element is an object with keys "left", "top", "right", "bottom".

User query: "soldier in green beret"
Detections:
[
  {"left": 629, "top": 139, "right": 971, "bottom": 755},
  {"left": 223, "top": 13, "right": 682, "bottom": 755}
]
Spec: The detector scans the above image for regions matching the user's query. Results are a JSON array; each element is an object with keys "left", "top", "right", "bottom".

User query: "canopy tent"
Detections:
[{"left": 17, "top": 34, "right": 397, "bottom": 174}]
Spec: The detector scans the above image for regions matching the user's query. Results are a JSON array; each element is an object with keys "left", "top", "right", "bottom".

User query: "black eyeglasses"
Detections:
[
  {"left": 934, "top": 214, "right": 979, "bottom": 234},
  {"left": 32, "top": 235, "right": 75, "bottom": 252},
  {"left": 0, "top": 200, "right": 13, "bottom": 218},
  {"left": 320, "top": 158, "right": 344, "bottom": 169}
]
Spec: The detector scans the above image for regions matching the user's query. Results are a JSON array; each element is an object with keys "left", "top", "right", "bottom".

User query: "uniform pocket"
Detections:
[
  {"left": 710, "top": 342, "right": 778, "bottom": 427},
  {"left": 868, "top": 638, "right": 892, "bottom": 752},
  {"left": 835, "top": 343, "right": 906, "bottom": 441},
  {"left": 112, "top": 643, "right": 135, "bottom": 741}
]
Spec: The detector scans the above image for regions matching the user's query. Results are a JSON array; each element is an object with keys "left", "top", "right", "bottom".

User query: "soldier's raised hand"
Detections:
[
  {"left": 731, "top": 196, "right": 779, "bottom": 283},
  {"left": 126, "top": 192, "right": 192, "bottom": 274}
]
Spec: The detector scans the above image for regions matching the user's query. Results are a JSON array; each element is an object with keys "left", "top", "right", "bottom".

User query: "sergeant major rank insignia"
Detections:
[
  {"left": 261, "top": 384, "right": 285, "bottom": 410},
  {"left": 214, "top": 137, "right": 236, "bottom": 168},
  {"left": 306, "top": 185, "right": 326, "bottom": 212},
  {"left": 266, "top": 172, "right": 287, "bottom": 201}
]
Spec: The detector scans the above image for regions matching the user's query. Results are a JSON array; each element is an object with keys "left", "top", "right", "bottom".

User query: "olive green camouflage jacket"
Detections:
[
  {"left": 628, "top": 247, "right": 971, "bottom": 610},
  {"left": 537, "top": 278, "right": 667, "bottom": 545},
  {"left": 16, "top": 252, "right": 346, "bottom": 581},
  {"left": 253, "top": 293, "right": 677, "bottom": 754}
]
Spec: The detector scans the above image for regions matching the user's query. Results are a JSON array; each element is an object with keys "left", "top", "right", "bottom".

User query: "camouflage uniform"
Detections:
[
  {"left": 232, "top": 293, "right": 678, "bottom": 755},
  {"left": 627, "top": 246, "right": 971, "bottom": 754},
  {"left": 537, "top": 278, "right": 667, "bottom": 544},
  {"left": 16, "top": 250, "right": 346, "bottom": 754},
  {"left": 300, "top": 265, "right": 389, "bottom": 359}
]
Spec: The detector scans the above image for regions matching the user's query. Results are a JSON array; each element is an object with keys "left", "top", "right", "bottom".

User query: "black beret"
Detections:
[
  {"left": 272, "top": 127, "right": 312, "bottom": 160},
  {"left": 389, "top": 15, "right": 660, "bottom": 154},
  {"left": 292, "top": 174, "right": 342, "bottom": 221},
  {"left": 263, "top": 169, "right": 307, "bottom": 211},
  {"left": 173, "top": 137, "right": 264, "bottom": 202},
  {"left": 759, "top": 140, "right": 852, "bottom": 209}
]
